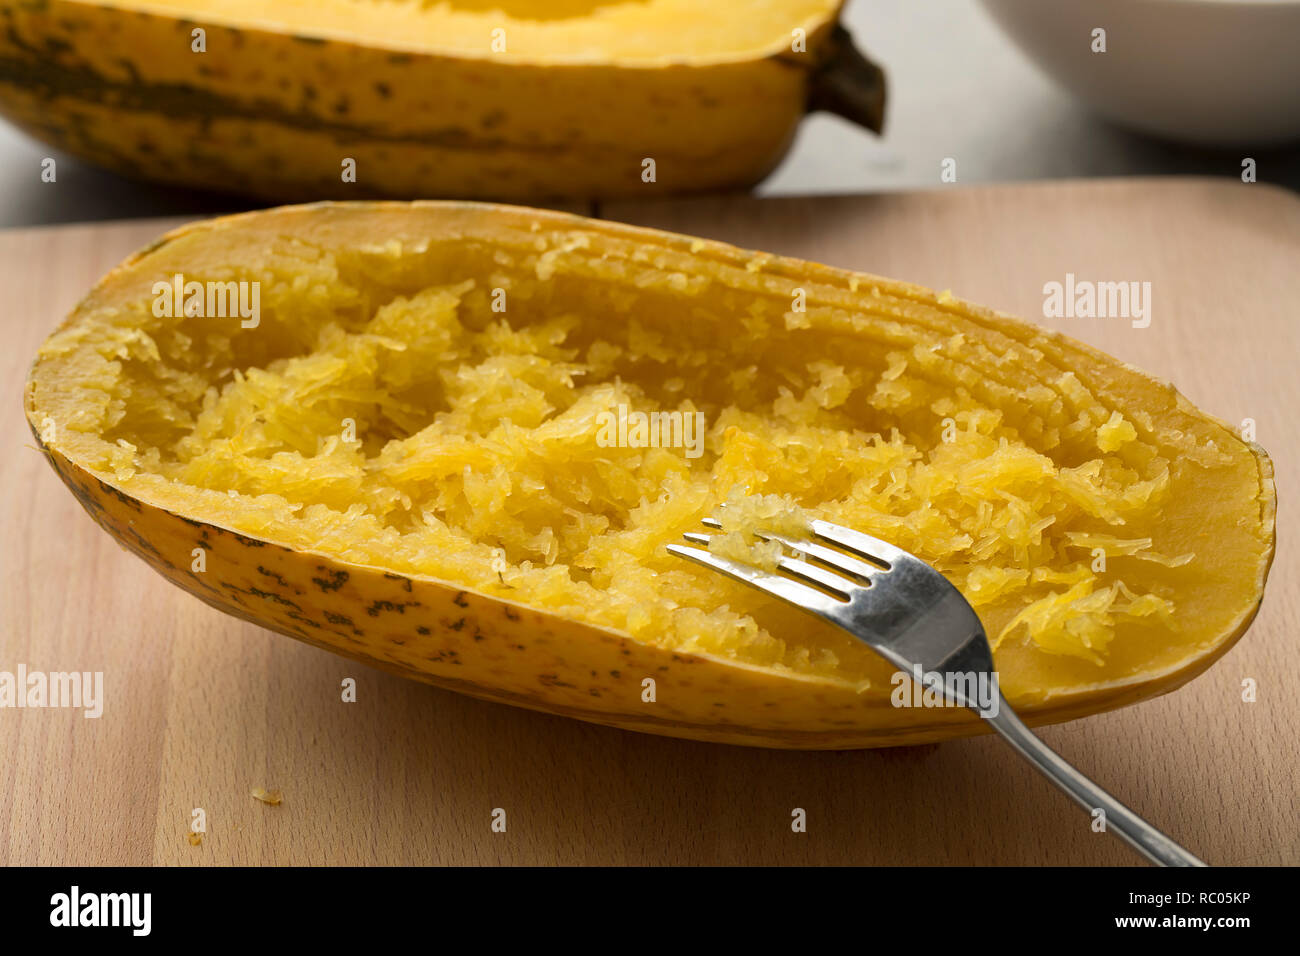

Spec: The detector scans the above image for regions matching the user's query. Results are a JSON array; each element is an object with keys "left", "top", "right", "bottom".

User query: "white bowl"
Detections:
[{"left": 978, "top": 0, "right": 1300, "bottom": 146}]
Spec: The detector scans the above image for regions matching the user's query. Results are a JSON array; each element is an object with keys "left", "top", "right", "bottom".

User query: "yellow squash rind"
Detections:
[{"left": 0, "top": 1, "right": 884, "bottom": 201}]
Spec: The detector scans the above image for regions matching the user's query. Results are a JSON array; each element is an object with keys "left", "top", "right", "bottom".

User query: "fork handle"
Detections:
[{"left": 981, "top": 697, "right": 1206, "bottom": 866}]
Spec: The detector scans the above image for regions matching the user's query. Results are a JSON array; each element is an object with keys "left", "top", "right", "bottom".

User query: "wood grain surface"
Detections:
[{"left": 1, "top": 178, "right": 1295, "bottom": 865}]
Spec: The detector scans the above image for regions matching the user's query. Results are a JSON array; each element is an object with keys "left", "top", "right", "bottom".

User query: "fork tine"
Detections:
[
  {"left": 756, "top": 530, "right": 887, "bottom": 578},
  {"left": 810, "top": 518, "right": 911, "bottom": 567},
  {"left": 682, "top": 532, "right": 854, "bottom": 597},
  {"left": 665, "top": 544, "right": 849, "bottom": 615},
  {"left": 775, "top": 555, "right": 856, "bottom": 599}
]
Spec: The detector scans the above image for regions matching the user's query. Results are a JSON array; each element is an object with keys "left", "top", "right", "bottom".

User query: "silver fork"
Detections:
[{"left": 668, "top": 515, "right": 1206, "bottom": 866}]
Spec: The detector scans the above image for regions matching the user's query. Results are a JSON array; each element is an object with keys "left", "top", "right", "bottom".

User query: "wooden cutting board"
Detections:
[{"left": 2, "top": 178, "right": 1295, "bottom": 866}]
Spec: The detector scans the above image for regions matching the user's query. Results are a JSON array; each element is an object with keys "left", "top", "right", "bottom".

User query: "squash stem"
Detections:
[{"left": 808, "top": 25, "right": 887, "bottom": 134}]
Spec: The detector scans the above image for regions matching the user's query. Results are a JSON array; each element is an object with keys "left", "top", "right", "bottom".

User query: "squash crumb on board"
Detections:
[{"left": 251, "top": 787, "right": 284, "bottom": 807}]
